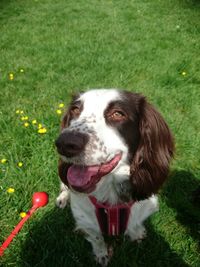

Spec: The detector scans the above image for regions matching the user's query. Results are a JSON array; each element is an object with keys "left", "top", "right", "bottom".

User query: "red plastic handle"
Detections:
[
  {"left": 0, "top": 192, "right": 48, "bottom": 256},
  {"left": 0, "top": 205, "right": 37, "bottom": 256}
]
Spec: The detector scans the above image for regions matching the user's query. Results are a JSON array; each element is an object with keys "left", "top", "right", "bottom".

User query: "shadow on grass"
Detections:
[
  {"left": 186, "top": 0, "right": 200, "bottom": 8},
  {"left": 0, "top": 0, "right": 11, "bottom": 8},
  {"left": 19, "top": 170, "right": 200, "bottom": 267},
  {"left": 20, "top": 206, "right": 95, "bottom": 267},
  {"left": 162, "top": 170, "right": 200, "bottom": 246}
]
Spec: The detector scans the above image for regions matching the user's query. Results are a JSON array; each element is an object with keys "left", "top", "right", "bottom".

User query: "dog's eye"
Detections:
[
  {"left": 113, "top": 111, "right": 125, "bottom": 117},
  {"left": 110, "top": 110, "right": 127, "bottom": 122},
  {"left": 71, "top": 106, "right": 81, "bottom": 117}
]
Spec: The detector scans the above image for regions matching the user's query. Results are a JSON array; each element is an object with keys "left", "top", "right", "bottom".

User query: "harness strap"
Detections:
[{"left": 89, "top": 196, "right": 134, "bottom": 236}]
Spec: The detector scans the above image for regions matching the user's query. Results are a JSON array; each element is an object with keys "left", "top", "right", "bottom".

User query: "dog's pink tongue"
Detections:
[{"left": 67, "top": 165, "right": 100, "bottom": 187}]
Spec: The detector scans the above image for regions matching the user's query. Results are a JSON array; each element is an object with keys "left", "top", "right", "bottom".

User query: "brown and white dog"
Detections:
[{"left": 55, "top": 89, "right": 174, "bottom": 266}]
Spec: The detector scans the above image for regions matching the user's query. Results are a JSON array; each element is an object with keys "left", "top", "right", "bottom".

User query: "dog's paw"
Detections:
[
  {"left": 136, "top": 228, "right": 147, "bottom": 243},
  {"left": 93, "top": 244, "right": 112, "bottom": 267},
  {"left": 128, "top": 225, "right": 147, "bottom": 243},
  {"left": 56, "top": 191, "right": 70, "bottom": 209},
  {"left": 95, "top": 253, "right": 109, "bottom": 267}
]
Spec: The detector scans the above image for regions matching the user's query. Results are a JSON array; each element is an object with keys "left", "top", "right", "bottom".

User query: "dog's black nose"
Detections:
[{"left": 55, "top": 131, "right": 88, "bottom": 157}]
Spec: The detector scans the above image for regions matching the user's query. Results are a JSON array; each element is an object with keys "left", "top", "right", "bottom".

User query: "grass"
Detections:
[{"left": 0, "top": 0, "right": 200, "bottom": 266}]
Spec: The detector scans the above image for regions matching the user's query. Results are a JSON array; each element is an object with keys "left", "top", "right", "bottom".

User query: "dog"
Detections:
[{"left": 55, "top": 89, "right": 174, "bottom": 266}]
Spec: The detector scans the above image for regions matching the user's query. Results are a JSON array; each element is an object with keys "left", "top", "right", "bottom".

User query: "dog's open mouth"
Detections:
[{"left": 67, "top": 153, "right": 122, "bottom": 193}]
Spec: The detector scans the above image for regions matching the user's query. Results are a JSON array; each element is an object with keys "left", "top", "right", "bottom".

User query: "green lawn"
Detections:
[{"left": 0, "top": 0, "right": 200, "bottom": 266}]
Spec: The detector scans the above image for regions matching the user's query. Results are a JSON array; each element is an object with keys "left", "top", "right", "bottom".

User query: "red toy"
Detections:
[{"left": 0, "top": 192, "right": 49, "bottom": 256}]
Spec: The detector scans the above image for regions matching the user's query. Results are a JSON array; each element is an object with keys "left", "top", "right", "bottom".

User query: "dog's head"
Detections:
[{"left": 55, "top": 89, "right": 174, "bottom": 200}]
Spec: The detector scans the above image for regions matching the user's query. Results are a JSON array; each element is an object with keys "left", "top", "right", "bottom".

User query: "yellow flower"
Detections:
[
  {"left": 24, "top": 122, "right": 29, "bottom": 127},
  {"left": 18, "top": 162, "right": 23, "bottom": 167},
  {"left": 38, "top": 128, "right": 47, "bottom": 134},
  {"left": 32, "top": 119, "right": 37, "bottom": 124},
  {"left": 7, "top": 188, "right": 15, "bottom": 193},
  {"left": 20, "top": 110, "right": 24, "bottom": 114},
  {"left": 182, "top": 71, "right": 187, "bottom": 76},
  {"left": 9, "top": 73, "right": 14, "bottom": 80},
  {"left": 59, "top": 103, "right": 64, "bottom": 108},
  {"left": 20, "top": 212, "right": 27, "bottom": 218},
  {"left": 20, "top": 69, "right": 24, "bottom": 73},
  {"left": 56, "top": 109, "right": 62, "bottom": 115},
  {"left": 16, "top": 110, "right": 20, "bottom": 114},
  {"left": 1, "top": 158, "right": 7, "bottom": 164},
  {"left": 38, "top": 123, "right": 42, "bottom": 129},
  {"left": 21, "top": 116, "right": 29, "bottom": 121}
]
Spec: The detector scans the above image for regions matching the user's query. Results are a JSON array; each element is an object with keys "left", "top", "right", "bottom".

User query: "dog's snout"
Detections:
[{"left": 55, "top": 131, "right": 88, "bottom": 157}]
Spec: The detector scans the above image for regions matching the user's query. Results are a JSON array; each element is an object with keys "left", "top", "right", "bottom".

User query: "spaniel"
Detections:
[{"left": 55, "top": 89, "right": 174, "bottom": 266}]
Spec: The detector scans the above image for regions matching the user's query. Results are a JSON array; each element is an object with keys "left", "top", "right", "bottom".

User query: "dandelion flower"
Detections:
[
  {"left": 21, "top": 116, "right": 29, "bottom": 121},
  {"left": 20, "top": 212, "right": 27, "bottom": 218},
  {"left": 17, "top": 162, "right": 23, "bottom": 167},
  {"left": 20, "top": 110, "right": 24, "bottom": 114},
  {"left": 16, "top": 110, "right": 20, "bottom": 114},
  {"left": 56, "top": 109, "right": 62, "bottom": 115},
  {"left": 38, "top": 128, "right": 47, "bottom": 134},
  {"left": 1, "top": 158, "right": 7, "bottom": 164},
  {"left": 38, "top": 123, "right": 43, "bottom": 129},
  {"left": 181, "top": 71, "right": 187, "bottom": 76},
  {"left": 24, "top": 122, "right": 29, "bottom": 127},
  {"left": 59, "top": 103, "right": 64, "bottom": 108},
  {"left": 9, "top": 73, "right": 14, "bottom": 80},
  {"left": 7, "top": 188, "right": 15, "bottom": 193},
  {"left": 32, "top": 119, "right": 37, "bottom": 124}
]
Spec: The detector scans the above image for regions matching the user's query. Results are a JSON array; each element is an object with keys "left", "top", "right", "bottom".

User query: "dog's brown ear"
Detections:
[
  {"left": 58, "top": 159, "right": 71, "bottom": 186},
  {"left": 130, "top": 99, "right": 174, "bottom": 200}
]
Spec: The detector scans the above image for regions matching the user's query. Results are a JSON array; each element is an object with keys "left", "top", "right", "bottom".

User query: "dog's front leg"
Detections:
[
  {"left": 85, "top": 229, "right": 109, "bottom": 267},
  {"left": 70, "top": 193, "right": 109, "bottom": 266},
  {"left": 126, "top": 195, "right": 159, "bottom": 242}
]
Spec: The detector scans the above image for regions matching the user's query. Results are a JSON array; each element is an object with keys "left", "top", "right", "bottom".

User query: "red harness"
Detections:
[{"left": 89, "top": 196, "right": 134, "bottom": 236}]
